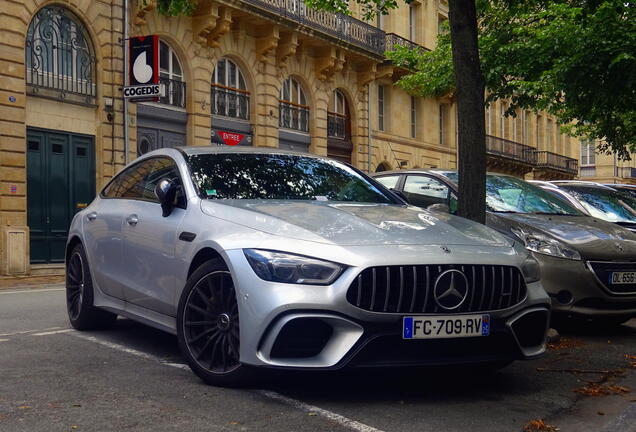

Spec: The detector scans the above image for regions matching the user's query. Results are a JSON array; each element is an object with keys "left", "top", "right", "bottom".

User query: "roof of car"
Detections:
[
  {"left": 175, "top": 146, "right": 316, "bottom": 158},
  {"left": 371, "top": 169, "right": 513, "bottom": 178},
  {"left": 551, "top": 181, "right": 618, "bottom": 191}
]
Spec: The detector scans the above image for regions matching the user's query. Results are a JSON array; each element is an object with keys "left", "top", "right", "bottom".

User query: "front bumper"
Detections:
[
  {"left": 535, "top": 254, "right": 636, "bottom": 317},
  {"left": 225, "top": 250, "right": 550, "bottom": 369}
]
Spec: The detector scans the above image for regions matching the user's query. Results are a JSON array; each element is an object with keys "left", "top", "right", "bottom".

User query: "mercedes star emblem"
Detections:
[{"left": 433, "top": 269, "right": 469, "bottom": 310}]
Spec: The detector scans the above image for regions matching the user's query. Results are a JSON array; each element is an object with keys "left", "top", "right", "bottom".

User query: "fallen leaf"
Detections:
[
  {"left": 574, "top": 383, "right": 630, "bottom": 396},
  {"left": 73, "top": 404, "right": 81, "bottom": 408},
  {"left": 523, "top": 419, "right": 559, "bottom": 431},
  {"left": 597, "top": 411, "right": 605, "bottom": 416},
  {"left": 17, "top": 405, "right": 32, "bottom": 410},
  {"left": 308, "top": 412, "right": 318, "bottom": 416},
  {"left": 547, "top": 337, "right": 584, "bottom": 350},
  {"left": 228, "top": 421, "right": 239, "bottom": 425}
]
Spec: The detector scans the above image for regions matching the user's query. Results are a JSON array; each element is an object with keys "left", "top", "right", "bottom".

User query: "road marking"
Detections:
[
  {"left": 31, "top": 329, "right": 74, "bottom": 336},
  {"left": 256, "top": 390, "right": 385, "bottom": 432},
  {"left": 67, "top": 332, "right": 385, "bottom": 432},
  {"left": 0, "top": 327, "right": 63, "bottom": 337},
  {"left": 0, "top": 287, "right": 65, "bottom": 295}
]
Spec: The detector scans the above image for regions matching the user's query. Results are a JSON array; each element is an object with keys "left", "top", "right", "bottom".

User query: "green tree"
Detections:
[{"left": 388, "top": 1, "right": 636, "bottom": 159}]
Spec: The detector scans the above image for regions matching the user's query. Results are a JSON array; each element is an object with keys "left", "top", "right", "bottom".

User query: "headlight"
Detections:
[
  {"left": 521, "top": 255, "right": 541, "bottom": 283},
  {"left": 244, "top": 249, "right": 344, "bottom": 285},
  {"left": 511, "top": 227, "right": 581, "bottom": 260}
]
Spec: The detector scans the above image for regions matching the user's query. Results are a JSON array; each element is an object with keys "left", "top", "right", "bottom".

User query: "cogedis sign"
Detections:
[{"left": 123, "top": 35, "right": 163, "bottom": 102}]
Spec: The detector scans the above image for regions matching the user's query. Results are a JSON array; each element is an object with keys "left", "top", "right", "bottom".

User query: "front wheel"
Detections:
[
  {"left": 177, "top": 258, "right": 253, "bottom": 387},
  {"left": 66, "top": 243, "right": 117, "bottom": 330}
]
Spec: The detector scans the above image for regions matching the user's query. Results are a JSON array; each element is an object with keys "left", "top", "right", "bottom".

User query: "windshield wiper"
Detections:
[{"left": 530, "top": 211, "right": 568, "bottom": 216}]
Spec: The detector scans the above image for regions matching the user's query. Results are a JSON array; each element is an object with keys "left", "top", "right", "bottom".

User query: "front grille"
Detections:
[
  {"left": 587, "top": 261, "right": 636, "bottom": 294},
  {"left": 347, "top": 265, "right": 527, "bottom": 314}
]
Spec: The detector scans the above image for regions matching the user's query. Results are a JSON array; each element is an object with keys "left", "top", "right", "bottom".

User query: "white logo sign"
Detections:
[
  {"left": 123, "top": 84, "right": 164, "bottom": 99},
  {"left": 132, "top": 51, "right": 153, "bottom": 84}
]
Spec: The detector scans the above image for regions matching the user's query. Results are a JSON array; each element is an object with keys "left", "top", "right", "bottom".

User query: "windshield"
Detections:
[
  {"left": 185, "top": 153, "right": 398, "bottom": 204},
  {"left": 558, "top": 186, "right": 636, "bottom": 223},
  {"left": 439, "top": 172, "right": 581, "bottom": 215}
]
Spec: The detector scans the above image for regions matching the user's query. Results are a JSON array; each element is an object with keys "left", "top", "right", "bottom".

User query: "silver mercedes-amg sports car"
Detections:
[{"left": 65, "top": 147, "right": 550, "bottom": 386}]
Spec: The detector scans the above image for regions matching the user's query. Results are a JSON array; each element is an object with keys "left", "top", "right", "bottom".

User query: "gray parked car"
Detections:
[
  {"left": 373, "top": 170, "right": 636, "bottom": 326},
  {"left": 65, "top": 148, "right": 550, "bottom": 386}
]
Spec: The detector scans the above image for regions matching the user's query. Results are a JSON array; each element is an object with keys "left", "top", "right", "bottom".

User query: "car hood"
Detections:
[
  {"left": 488, "top": 213, "right": 636, "bottom": 260},
  {"left": 201, "top": 200, "right": 513, "bottom": 248}
]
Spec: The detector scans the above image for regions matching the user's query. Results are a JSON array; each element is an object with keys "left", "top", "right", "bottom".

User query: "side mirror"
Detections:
[
  {"left": 390, "top": 188, "right": 408, "bottom": 202},
  {"left": 155, "top": 179, "right": 177, "bottom": 217},
  {"left": 427, "top": 203, "right": 450, "bottom": 213}
]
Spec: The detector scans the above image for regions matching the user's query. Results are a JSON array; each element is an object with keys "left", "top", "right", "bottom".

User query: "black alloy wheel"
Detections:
[
  {"left": 65, "top": 243, "right": 117, "bottom": 330},
  {"left": 184, "top": 270, "right": 240, "bottom": 373},
  {"left": 66, "top": 250, "right": 85, "bottom": 321},
  {"left": 177, "top": 258, "right": 253, "bottom": 387}
]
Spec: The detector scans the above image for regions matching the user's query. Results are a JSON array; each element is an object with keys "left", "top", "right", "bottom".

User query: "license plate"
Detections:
[
  {"left": 610, "top": 271, "right": 636, "bottom": 285},
  {"left": 403, "top": 314, "right": 490, "bottom": 339}
]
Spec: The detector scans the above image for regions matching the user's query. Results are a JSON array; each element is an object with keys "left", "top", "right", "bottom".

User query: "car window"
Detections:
[
  {"left": 485, "top": 176, "right": 581, "bottom": 215},
  {"left": 375, "top": 175, "right": 400, "bottom": 189},
  {"left": 404, "top": 176, "right": 449, "bottom": 198},
  {"left": 102, "top": 157, "right": 184, "bottom": 206},
  {"left": 185, "top": 153, "right": 399, "bottom": 204},
  {"left": 402, "top": 175, "right": 449, "bottom": 208},
  {"left": 559, "top": 186, "right": 636, "bottom": 223}
]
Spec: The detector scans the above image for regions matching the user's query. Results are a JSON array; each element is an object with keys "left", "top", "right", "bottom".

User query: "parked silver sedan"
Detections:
[{"left": 65, "top": 147, "right": 549, "bottom": 386}]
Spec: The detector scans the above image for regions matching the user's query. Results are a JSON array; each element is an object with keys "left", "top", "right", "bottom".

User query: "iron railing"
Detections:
[
  {"left": 619, "top": 167, "right": 636, "bottom": 179},
  {"left": 159, "top": 77, "right": 186, "bottom": 108},
  {"left": 327, "top": 112, "right": 348, "bottom": 139},
  {"left": 241, "top": 0, "right": 385, "bottom": 55},
  {"left": 384, "top": 33, "right": 428, "bottom": 53},
  {"left": 534, "top": 151, "right": 579, "bottom": 175},
  {"left": 211, "top": 85, "right": 250, "bottom": 120},
  {"left": 486, "top": 135, "right": 537, "bottom": 166},
  {"left": 25, "top": 5, "right": 96, "bottom": 103},
  {"left": 279, "top": 101, "right": 309, "bottom": 132}
]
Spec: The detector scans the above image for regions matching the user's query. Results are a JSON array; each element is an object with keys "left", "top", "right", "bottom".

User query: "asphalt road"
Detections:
[{"left": 1, "top": 287, "right": 635, "bottom": 432}]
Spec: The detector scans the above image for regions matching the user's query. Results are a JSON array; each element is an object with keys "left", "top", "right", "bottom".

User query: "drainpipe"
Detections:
[
  {"left": 367, "top": 83, "right": 372, "bottom": 173},
  {"left": 123, "top": 0, "right": 130, "bottom": 165}
]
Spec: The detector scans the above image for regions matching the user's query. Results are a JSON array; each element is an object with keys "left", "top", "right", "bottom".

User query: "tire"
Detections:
[
  {"left": 177, "top": 258, "right": 254, "bottom": 387},
  {"left": 66, "top": 243, "right": 117, "bottom": 330}
]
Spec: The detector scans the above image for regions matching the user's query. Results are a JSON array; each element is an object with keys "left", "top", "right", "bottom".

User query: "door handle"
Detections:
[
  {"left": 126, "top": 214, "right": 139, "bottom": 226},
  {"left": 86, "top": 212, "right": 97, "bottom": 221}
]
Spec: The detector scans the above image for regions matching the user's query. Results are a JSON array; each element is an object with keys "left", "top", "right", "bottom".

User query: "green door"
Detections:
[{"left": 27, "top": 128, "right": 95, "bottom": 264}]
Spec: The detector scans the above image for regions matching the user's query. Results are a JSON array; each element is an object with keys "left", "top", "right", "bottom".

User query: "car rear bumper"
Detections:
[{"left": 535, "top": 254, "right": 636, "bottom": 317}]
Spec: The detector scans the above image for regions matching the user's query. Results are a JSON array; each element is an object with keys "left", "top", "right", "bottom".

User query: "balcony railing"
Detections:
[
  {"left": 211, "top": 85, "right": 250, "bottom": 120},
  {"left": 384, "top": 33, "right": 428, "bottom": 53},
  {"left": 159, "top": 77, "right": 186, "bottom": 108},
  {"left": 279, "top": 101, "right": 309, "bottom": 132},
  {"left": 485, "top": 135, "right": 537, "bottom": 165},
  {"left": 328, "top": 112, "right": 348, "bottom": 139},
  {"left": 534, "top": 151, "right": 579, "bottom": 175},
  {"left": 619, "top": 167, "right": 636, "bottom": 179},
  {"left": 241, "top": 0, "right": 385, "bottom": 55}
]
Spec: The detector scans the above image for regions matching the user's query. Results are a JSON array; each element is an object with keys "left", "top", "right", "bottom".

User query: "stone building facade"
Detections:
[{"left": 0, "top": 0, "right": 627, "bottom": 276}]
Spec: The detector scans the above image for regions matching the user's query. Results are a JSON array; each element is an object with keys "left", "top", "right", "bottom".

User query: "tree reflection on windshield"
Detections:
[{"left": 186, "top": 153, "right": 396, "bottom": 204}]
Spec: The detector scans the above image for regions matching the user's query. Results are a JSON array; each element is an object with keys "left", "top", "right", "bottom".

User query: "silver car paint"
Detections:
[{"left": 68, "top": 147, "right": 550, "bottom": 369}]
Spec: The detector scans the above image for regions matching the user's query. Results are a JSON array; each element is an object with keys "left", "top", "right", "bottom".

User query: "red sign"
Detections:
[{"left": 218, "top": 131, "right": 245, "bottom": 146}]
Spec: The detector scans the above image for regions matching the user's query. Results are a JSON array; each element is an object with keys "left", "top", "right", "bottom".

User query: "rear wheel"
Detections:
[
  {"left": 66, "top": 243, "right": 117, "bottom": 330},
  {"left": 177, "top": 258, "right": 253, "bottom": 387}
]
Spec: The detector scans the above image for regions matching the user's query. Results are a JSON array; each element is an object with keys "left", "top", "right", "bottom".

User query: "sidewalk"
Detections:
[{"left": 0, "top": 275, "right": 64, "bottom": 290}]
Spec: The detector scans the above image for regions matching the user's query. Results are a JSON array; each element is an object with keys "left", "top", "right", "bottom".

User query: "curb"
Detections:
[
  {"left": 0, "top": 283, "right": 65, "bottom": 292},
  {"left": 600, "top": 403, "right": 636, "bottom": 432}
]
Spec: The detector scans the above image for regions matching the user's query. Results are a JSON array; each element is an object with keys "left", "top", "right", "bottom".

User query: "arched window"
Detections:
[
  {"left": 25, "top": 6, "right": 95, "bottom": 101},
  {"left": 158, "top": 41, "right": 185, "bottom": 108},
  {"left": 279, "top": 77, "right": 309, "bottom": 132},
  {"left": 328, "top": 90, "right": 349, "bottom": 140},
  {"left": 211, "top": 58, "right": 249, "bottom": 120}
]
